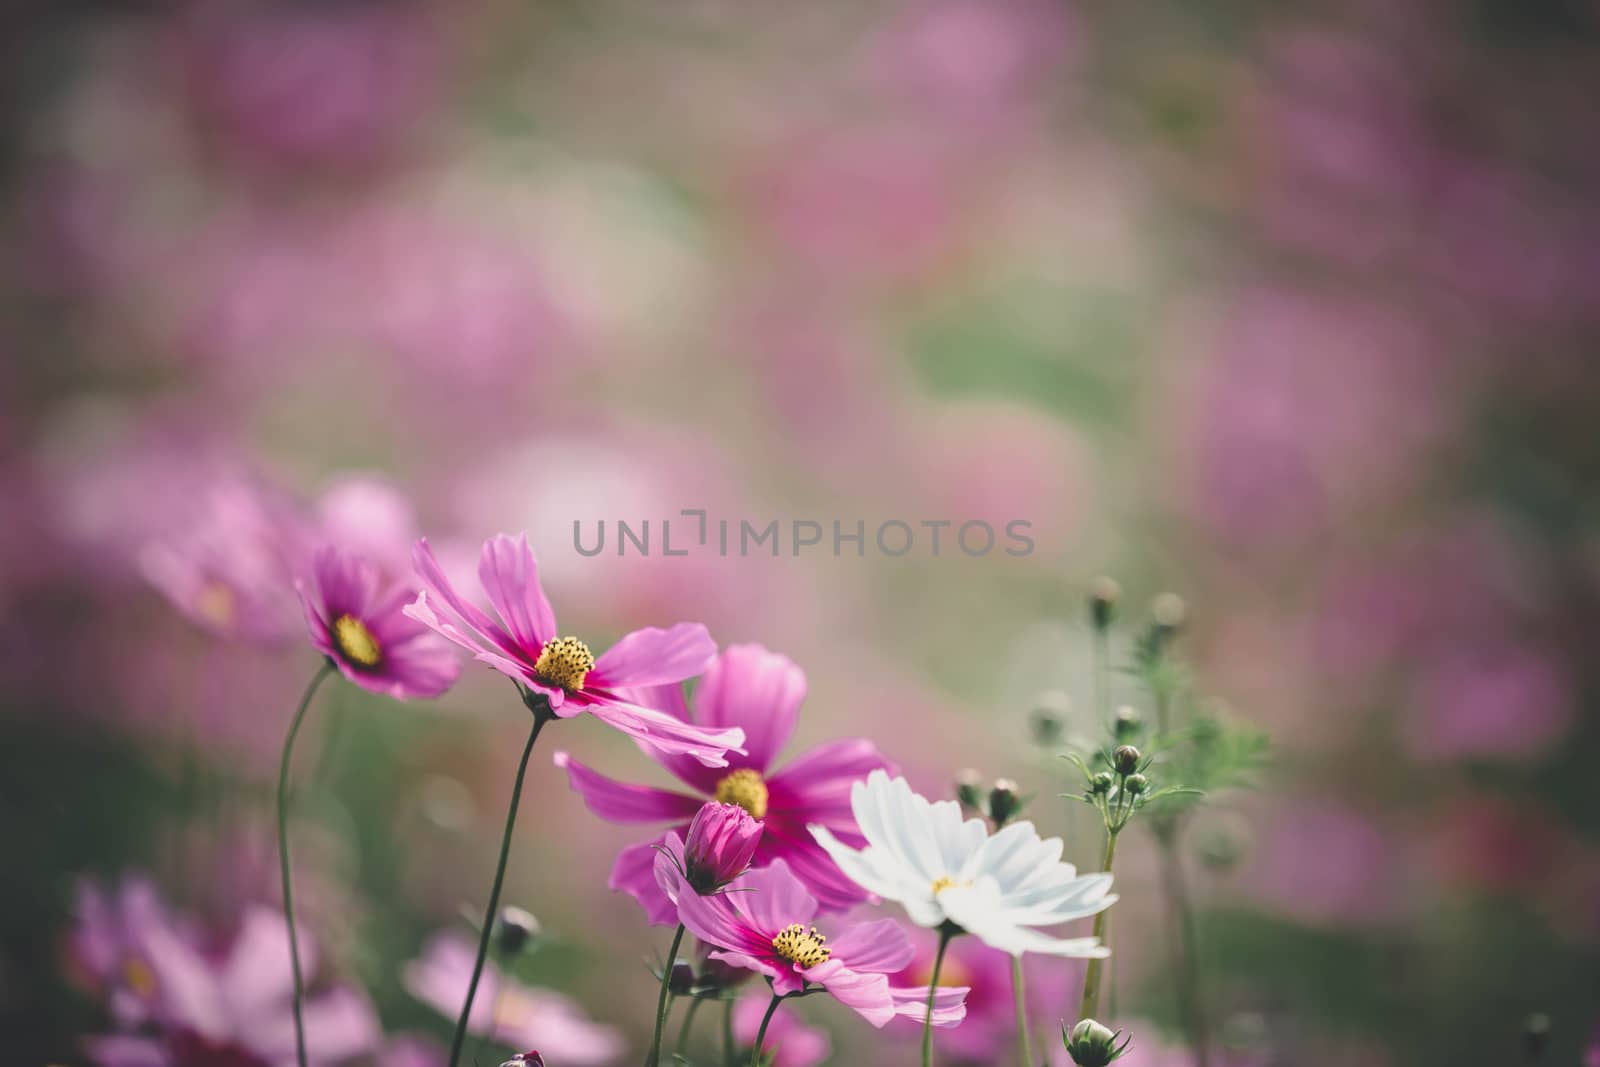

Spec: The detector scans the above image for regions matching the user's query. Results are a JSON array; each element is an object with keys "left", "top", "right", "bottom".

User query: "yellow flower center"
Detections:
[
  {"left": 917, "top": 956, "right": 971, "bottom": 988},
  {"left": 534, "top": 636, "right": 595, "bottom": 691},
  {"left": 931, "top": 876, "right": 969, "bottom": 896},
  {"left": 333, "top": 614, "right": 382, "bottom": 668},
  {"left": 121, "top": 956, "right": 157, "bottom": 999},
  {"left": 714, "top": 768, "right": 769, "bottom": 819},
  {"left": 772, "top": 923, "right": 831, "bottom": 969},
  {"left": 195, "top": 580, "right": 236, "bottom": 628}
]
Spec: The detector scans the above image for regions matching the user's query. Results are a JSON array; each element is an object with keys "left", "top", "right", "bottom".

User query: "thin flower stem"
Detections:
[
  {"left": 750, "top": 993, "right": 782, "bottom": 1067},
  {"left": 1011, "top": 956, "right": 1034, "bottom": 1067},
  {"left": 446, "top": 710, "right": 551, "bottom": 1067},
  {"left": 1156, "top": 821, "right": 1211, "bottom": 1067},
  {"left": 722, "top": 996, "right": 736, "bottom": 1066},
  {"left": 923, "top": 926, "right": 956, "bottom": 1067},
  {"left": 1076, "top": 829, "right": 1120, "bottom": 1024},
  {"left": 647, "top": 923, "right": 688, "bottom": 1066},
  {"left": 1093, "top": 626, "right": 1111, "bottom": 722},
  {"left": 675, "top": 995, "right": 705, "bottom": 1058},
  {"left": 277, "top": 661, "right": 335, "bottom": 1067}
]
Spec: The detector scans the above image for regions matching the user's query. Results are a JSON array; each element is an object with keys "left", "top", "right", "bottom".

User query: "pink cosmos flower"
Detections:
[
  {"left": 675, "top": 801, "right": 764, "bottom": 895},
  {"left": 556, "top": 643, "right": 894, "bottom": 918},
  {"left": 83, "top": 906, "right": 380, "bottom": 1067},
  {"left": 70, "top": 875, "right": 183, "bottom": 1029},
  {"left": 406, "top": 534, "right": 742, "bottom": 766},
  {"left": 298, "top": 545, "right": 460, "bottom": 699},
  {"left": 673, "top": 859, "right": 968, "bottom": 1030},
  {"left": 403, "top": 933, "right": 623, "bottom": 1065},
  {"left": 733, "top": 992, "right": 830, "bottom": 1067}
]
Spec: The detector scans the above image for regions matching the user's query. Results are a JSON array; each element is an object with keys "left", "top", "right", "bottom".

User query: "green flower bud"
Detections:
[
  {"left": 1112, "top": 745, "right": 1141, "bottom": 776},
  {"left": 1124, "top": 773, "right": 1149, "bottom": 796},
  {"left": 1090, "top": 772, "right": 1114, "bottom": 795},
  {"left": 955, "top": 768, "right": 984, "bottom": 811},
  {"left": 1151, "top": 592, "right": 1187, "bottom": 632},
  {"left": 1030, "top": 690, "right": 1070, "bottom": 745},
  {"left": 1089, "top": 577, "right": 1122, "bottom": 631},
  {"left": 987, "top": 778, "right": 1023, "bottom": 826},
  {"left": 1522, "top": 1013, "right": 1551, "bottom": 1060},
  {"left": 495, "top": 907, "right": 542, "bottom": 955},
  {"left": 1064, "top": 1018, "right": 1131, "bottom": 1067},
  {"left": 1113, "top": 705, "right": 1142, "bottom": 742}
]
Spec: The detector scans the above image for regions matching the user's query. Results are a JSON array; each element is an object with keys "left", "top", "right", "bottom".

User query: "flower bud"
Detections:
[
  {"left": 1030, "top": 690, "right": 1070, "bottom": 745},
  {"left": 500, "top": 1053, "right": 545, "bottom": 1067},
  {"left": 1523, "top": 1013, "right": 1551, "bottom": 1060},
  {"left": 683, "top": 801, "right": 763, "bottom": 894},
  {"left": 955, "top": 768, "right": 984, "bottom": 812},
  {"left": 1112, "top": 745, "right": 1141, "bottom": 776},
  {"left": 1090, "top": 772, "right": 1114, "bottom": 796},
  {"left": 1089, "top": 577, "right": 1121, "bottom": 630},
  {"left": 695, "top": 947, "right": 751, "bottom": 992},
  {"left": 1151, "top": 592, "right": 1187, "bottom": 632},
  {"left": 669, "top": 960, "right": 696, "bottom": 995},
  {"left": 1065, "top": 1018, "right": 1131, "bottom": 1066},
  {"left": 1113, "top": 705, "right": 1142, "bottom": 742},
  {"left": 1124, "top": 773, "right": 1149, "bottom": 796},
  {"left": 495, "top": 906, "right": 542, "bottom": 955},
  {"left": 987, "top": 778, "right": 1023, "bottom": 826}
]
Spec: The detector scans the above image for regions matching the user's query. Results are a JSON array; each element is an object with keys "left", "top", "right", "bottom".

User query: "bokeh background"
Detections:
[{"left": 3, "top": 1, "right": 1599, "bottom": 1064}]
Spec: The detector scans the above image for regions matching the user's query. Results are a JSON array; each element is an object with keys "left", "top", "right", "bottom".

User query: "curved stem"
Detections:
[
  {"left": 1011, "top": 956, "right": 1034, "bottom": 1067},
  {"left": 446, "top": 711, "right": 551, "bottom": 1067},
  {"left": 647, "top": 923, "right": 688, "bottom": 1066},
  {"left": 278, "top": 662, "right": 335, "bottom": 1067},
  {"left": 1076, "top": 830, "right": 1120, "bottom": 1024},
  {"left": 722, "top": 996, "right": 736, "bottom": 1067},
  {"left": 923, "top": 926, "right": 956, "bottom": 1067},
  {"left": 675, "top": 995, "right": 704, "bottom": 1059},
  {"left": 750, "top": 993, "right": 782, "bottom": 1067}
]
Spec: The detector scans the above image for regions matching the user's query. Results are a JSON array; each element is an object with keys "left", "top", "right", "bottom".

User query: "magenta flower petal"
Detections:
[
  {"left": 409, "top": 537, "right": 527, "bottom": 665},
  {"left": 583, "top": 696, "right": 745, "bottom": 768},
  {"left": 824, "top": 917, "right": 915, "bottom": 974},
  {"left": 730, "top": 859, "right": 820, "bottom": 931},
  {"left": 682, "top": 801, "right": 763, "bottom": 893},
  {"left": 768, "top": 738, "right": 900, "bottom": 827},
  {"left": 612, "top": 836, "right": 680, "bottom": 926},
  {"left": 476, "top": 533, "right": 558, "bottom": 652},
  {"left": 588, "top": 622, "right": 716, "bottom": 689},
  {"left": 801, "top": 959, "right": 896, "bottom": 1026},
  {"left": 554, "top": 750, "right": 705, "bottom": 823},
  {"left": 890, "top": 984, "right": 969, "bottom": 1027},
  {"left": 691, "top": 643, "right": 806, "bottom": 772}
]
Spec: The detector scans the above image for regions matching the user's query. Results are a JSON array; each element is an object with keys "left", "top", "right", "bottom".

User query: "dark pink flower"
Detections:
[
  {"left": 556, "top": 644, "right": 894, "bottom": 917},
  {"left": 673, "top": 859, "right": 967, "bottom": 1030},
  {"left": 298, "top": 546, "right": 460, "bottom": 700},
  {"left": 680, "top": 801, "right": 763, "bottom": 894},
  {"left": 406, "top": 533, "right": 742, "bottom": 766},
  {"left": 69, "top": 875, "right": 181, "bottom": 1029},
  {"left": 733, "top": 991, "right": 830, "bottom": 1067}
]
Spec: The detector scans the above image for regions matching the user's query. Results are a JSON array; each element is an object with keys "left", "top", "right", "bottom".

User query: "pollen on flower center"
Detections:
[
  {"left": 333, "top": 614, "right": 382, "bottom": 668},
  {"left": 772, "top": 922, "right": 831, "bottom": 969},
  {"left": 931, "top": 876, "right": 969, "bottom": 896},
  {"left": 713, "top": 768, "right": 769, "bottom": 819},
  {"left": 121, "top": 955, "right": 157, "bottom": 999},
  {"left": 534, "top": 636, "right": 595, "bottom": 691}
]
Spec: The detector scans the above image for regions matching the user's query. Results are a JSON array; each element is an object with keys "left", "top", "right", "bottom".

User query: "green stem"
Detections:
[
  {"left": 675, "top": 995, "right": 705, "bottom": 1058},
  {"left": 647, "top": 924, "right": 688, "bottom": 1066},
  {"left": 277, "top": 662, "right": 335, "bottom": 1067},
  {"left": 445, "top": 711, "right": 551, "bottom": 1067},
  {"left": 1011, "top": 955, "right": 1034, "bottom": 1067},
  {"left": 1156, "top": 823, "right": 1211, "bottom": 1067},
  {"left": 1093, "top": 626, "right": 1111, "bottom": 722},
  {"left": 722, "top": 996, "right": 736, "bottom": 1066},
  {"left": 750, "top": 993, "right": 782, "bottom": 1067},
  {"left": 1076, "top": 829, "right": 1120, "bottom": 1024},
  {"left": 923, "top": 927, "right": 956, "bottom": 1067}
]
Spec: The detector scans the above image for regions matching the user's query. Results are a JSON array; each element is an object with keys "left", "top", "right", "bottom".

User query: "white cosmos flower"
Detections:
[{"left": 809, "top": 770, "right": 1116, "bottom": 957}]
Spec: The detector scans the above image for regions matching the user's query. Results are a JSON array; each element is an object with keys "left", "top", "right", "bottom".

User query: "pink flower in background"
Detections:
[
  {"left": 675, "top": 859, "right": 968, "bottom": 1029},
  {"left": 1405, "top": 640, "right": 1570, "bottom": 764},
  {"left": 403, "top": 934, "right": 623, "bottom": 1064},
  {"left": 298, "top": 546, "right": 460, "bottom": 699},
  {"left": 312, "top": 476, "right": 419, "bottom": 579},
  {"left": 733, "top": 992, "right": 831, "bottom": 1067},
  {"left": 83, "top": 906, "right": 380, "bottom": 1067},
  {"left": 555, "top": 643, "right": 894, "bottom": 918},
  {"left": 69, "top": 876, "right": 184, "bottom": 1029},
  {"left": 1244, "top": 800, "right": 1395, "bottom": 926},
  {"left": 407, "top": 533, "right": 743, "bottom": 765}
]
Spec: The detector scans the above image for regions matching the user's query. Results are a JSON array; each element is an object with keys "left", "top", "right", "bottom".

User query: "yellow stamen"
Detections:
[
  {"left": 195, "top": 581, "right": 236, "bottom": 628},
  {"left": 534, "top": 636, "right": 595, "bottom": 691},
  {"left": 714, "top": 768, "right": 770, "bottom": 820},
  {"left": 333, "top": 614, "right": 382, "bottom": 668},
  {"left": 772, "top": 922, "right": 831, "bottom": 969},
  {"left": 931, "top": 876, "right": 969, "bottom": 896},
  {"left": 121, "top": 956, "right": 157, "bottom": 999}
]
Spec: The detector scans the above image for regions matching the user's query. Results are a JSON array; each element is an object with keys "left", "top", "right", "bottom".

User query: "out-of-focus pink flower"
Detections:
[
  {"left": 675, "top": 859, "right": 967, "bottom": 1029},
  {"left": 891, "top": 928, "right": 1074, "bottom": 1063},
  {"left": 83, "top": 906, "right": 380, "bottom": 1067},
  {"left": 313, "top": 476, "right": 419, "bottom": 580},
  {"left": 1243, "top": 799, "right": 1395, "bottom": 926},
  {"left": 402, "top": 933, "right": 623, "bottom": 1065},
  {"left": 69, "top": 876, "right": 184, "bottom": 1029},
  {"left": 733, "top": 991, "right": 831, "bottom": 1067},
  {"left": 556, "top": 643, "right": 894, "bottom": 917},
  {"left": 1405, "top": 640, "right": 1570, "bottom": 764},
  {"left": 407, "top": 533, "right": 743, "bottom": 765},
  {"left": 298, "top": 546, "right": 460, "bottom": 699},
  {"left": 673, "top": 802, "right": 764, "bottom": 895}
]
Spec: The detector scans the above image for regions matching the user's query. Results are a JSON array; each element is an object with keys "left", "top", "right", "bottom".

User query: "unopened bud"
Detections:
[
  {"left": 1090, "top": 772, "right": 1114, "bottom": 796},
  {"left": 1124, "top": 773, "right": 1149, "bottom": 796},
  {"left": 1113, "top": 705, "right": 1142, "bottom": 741},
  {"left": 668, "top": 961, "right": 695, "bottom": 996},
  {"left": 1065, "top": 1018, "right": 1131, "bottom": 1067},
  {"left": 955, "top": 769, "right": 984, "bottom": 811},
  {"left": 495, "top": 906, "right": 542, "bottom": 955},
  {"left": 1030, "top": 690, "right": 1070, "bottom": 745},
  {"left": 1112, "top": 745, "right": 1142, "bottom": 776},
  {"left": 1151, "top": 593, "right": 1187, "bottom": 632},
  {"left": 1523, "top": 1013, "right": 1551, "bottom": 1060},
  {"left": 987, "top": 779, "right": 1023, "bottom": 826},
  {"left": 1089, "top": 577, "right": 1122, "bottom": 630}
]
